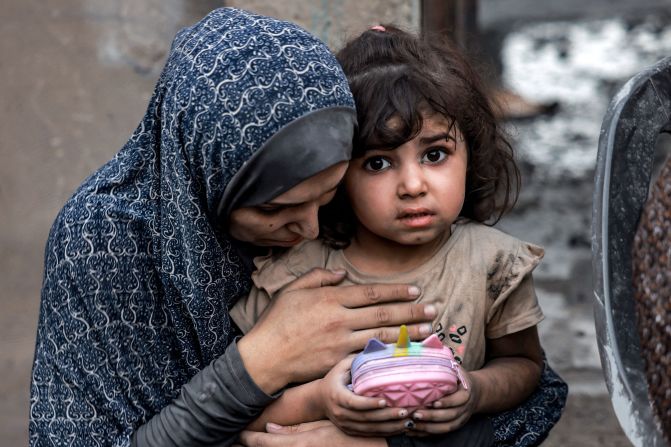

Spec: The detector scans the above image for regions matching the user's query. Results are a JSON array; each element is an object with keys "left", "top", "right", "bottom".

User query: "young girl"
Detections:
[{"left": 232, "top": 25, "right": 549, "bottom": 446}]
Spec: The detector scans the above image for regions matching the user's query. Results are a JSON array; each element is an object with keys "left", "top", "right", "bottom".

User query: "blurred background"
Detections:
[{"left": 2, "top": 0, "right": 670, "bottom": 444}]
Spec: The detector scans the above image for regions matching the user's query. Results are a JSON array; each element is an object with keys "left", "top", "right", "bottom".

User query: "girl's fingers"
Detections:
[
  {"left": 409, "top": 406, "right": 471, "bottom": 434},
  {"left": 336, "top": 406, "right": 410, "bottom": 422},
  {"left": 430, "top": 389, "right": 470, "bottom": 408},
  {"left": 335, "top": 392, "right": 389, "bottom": 411},
  {"left": 411, "top": 406, "right": 465, "bottom": 423},
  {"left": 326, "top": 355, "right": 388, "bottom": 411}
]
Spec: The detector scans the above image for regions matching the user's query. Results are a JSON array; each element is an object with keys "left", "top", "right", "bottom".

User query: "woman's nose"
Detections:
[
  {"left": 287, "top": 202, "right": 320, "bottom": 240},
  {"left": 397, "top": 164, "right": 427, "bottom": 198}
]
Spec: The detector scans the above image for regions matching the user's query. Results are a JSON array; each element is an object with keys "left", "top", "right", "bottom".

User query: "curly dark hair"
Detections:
[{"left": 319, "top": 25, "right": 520, "bottom": 249}]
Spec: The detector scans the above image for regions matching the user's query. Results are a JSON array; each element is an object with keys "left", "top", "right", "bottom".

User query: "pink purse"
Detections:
[{"left": 351, "top": 325, "right": 466, "bottom": 407}]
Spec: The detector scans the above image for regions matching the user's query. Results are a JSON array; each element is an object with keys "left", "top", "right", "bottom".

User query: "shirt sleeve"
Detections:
[
  {"left": 230, "top": 241, "right": 328, "bottom": 333},
  {"left": 133, "top": 340, "right": 279, "bottom": 447},
  {"left": 486, "top": 241, "right": 545, "bottom": 339},
  {"left": 229, "top": 251, "right": 300, "bottom": 334},
  {"left": 230, "top": 284, "right": 273, "bottom": 334}
]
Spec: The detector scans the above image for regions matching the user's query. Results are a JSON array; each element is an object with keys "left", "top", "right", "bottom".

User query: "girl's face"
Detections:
[
  {"left": 344, "top": 114, "right": 467, "bottom": 247},
  {"left": 228, "top": 162, "right": 348, "bottom": 247}
]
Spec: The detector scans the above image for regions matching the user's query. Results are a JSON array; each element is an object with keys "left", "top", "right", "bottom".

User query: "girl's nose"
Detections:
[
  {"left": 397, "top": 164, "right": 428, "bottom": 198},
  {"left": 286, "top": 202, "right": 320, "bottom": 240}
]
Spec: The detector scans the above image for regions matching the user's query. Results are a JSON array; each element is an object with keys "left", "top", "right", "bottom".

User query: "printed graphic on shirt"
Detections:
[{"left": 435, "top": 322, "right": 468, "bottom": 364}]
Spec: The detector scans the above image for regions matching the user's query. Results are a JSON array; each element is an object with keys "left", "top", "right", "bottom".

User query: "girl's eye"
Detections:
[
  {"left": 363, "top": 156, "right": 391, "bottom": 172},
  {"left": 422, "top": 149, "right": 448, "bottom": 164}
]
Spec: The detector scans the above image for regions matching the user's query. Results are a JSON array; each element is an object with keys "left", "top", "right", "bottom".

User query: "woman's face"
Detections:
[{"left": 228, "top": 162, "right": 348, "bottom": 247}]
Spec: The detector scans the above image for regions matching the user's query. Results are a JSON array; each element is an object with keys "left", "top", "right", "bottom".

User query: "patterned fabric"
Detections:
[
  {"left": 491, "top": 357, "right": 568, "bottom": 446},
  {"left": 29, "top": 8, "right": 354, "bottom": 446}
]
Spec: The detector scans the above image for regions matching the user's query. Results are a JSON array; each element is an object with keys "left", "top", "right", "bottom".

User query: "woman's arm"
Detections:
[{"left": 133, "top": 340, "right": 278, "bottom": 446}]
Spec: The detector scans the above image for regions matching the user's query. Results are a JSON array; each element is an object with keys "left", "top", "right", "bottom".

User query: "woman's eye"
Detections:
[
  {"left": 422, "top": 149, "right": 448, "bottom": 164},
  {"left": 257, "top": 205, "right": 283, "bottom": 214},
  {"left": 363, "top": 156, "right": 391, "bottom": 172},
  {"left": 319, "top": 189, "right": 338, "bottom": 206}
]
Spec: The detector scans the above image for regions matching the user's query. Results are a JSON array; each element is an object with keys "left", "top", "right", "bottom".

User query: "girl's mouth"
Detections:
[{"left": 398, "top": 210, "right": 435, "bottom": 228}]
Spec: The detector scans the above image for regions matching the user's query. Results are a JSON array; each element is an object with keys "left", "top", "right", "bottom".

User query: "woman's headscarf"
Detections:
[{"left": 30, "top": 8, "right": 355, "bottom": 445}]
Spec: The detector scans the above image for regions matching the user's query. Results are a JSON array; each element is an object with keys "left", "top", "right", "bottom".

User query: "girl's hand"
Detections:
[
  {"left": 319, "top": 356, "right": 412, "bottom": 436},
  {"left": 408, "top": 369, "right": 479, "bottom": 435},
  {"left": 237, "top": 420, "right": 386, "bottom": 447}
]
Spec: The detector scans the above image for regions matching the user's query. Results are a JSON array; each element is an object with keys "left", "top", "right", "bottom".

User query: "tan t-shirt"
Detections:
[{"left": 230, "top": 221, "right": 544, "bottom": 371}]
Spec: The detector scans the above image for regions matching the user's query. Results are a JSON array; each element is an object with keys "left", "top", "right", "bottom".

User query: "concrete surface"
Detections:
[{"left": 2, "top": 0, "right": 669, "bottom": 445}]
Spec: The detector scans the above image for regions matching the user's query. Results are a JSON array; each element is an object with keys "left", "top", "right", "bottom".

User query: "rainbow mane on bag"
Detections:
[{"left": 351, "top": 325, "right": 466, "bottom": 407}]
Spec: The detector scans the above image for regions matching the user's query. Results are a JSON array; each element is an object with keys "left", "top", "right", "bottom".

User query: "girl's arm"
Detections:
[
  {"left": 247, "top": 356, "right": 410, "bottom": 434},
  {"left": 245, "top": 380, "right": 326, "bottom": 431},
  {"left": 471, "top": 325, "right": 544, "bottom": 413}
]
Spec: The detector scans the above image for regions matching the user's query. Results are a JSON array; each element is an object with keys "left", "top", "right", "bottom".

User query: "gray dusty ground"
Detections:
[{"left": 3, "top": 0, "right": 671, "bottom": 445}]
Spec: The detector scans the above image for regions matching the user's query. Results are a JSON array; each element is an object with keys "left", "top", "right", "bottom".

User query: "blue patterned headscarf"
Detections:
[{"left": 30, "top": 8, "right": 355, "bottom": 446}]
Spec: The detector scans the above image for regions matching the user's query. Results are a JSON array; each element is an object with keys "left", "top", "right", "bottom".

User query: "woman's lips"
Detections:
[{"left": 276, "top": 235, "right": 303, "bottom": 246}]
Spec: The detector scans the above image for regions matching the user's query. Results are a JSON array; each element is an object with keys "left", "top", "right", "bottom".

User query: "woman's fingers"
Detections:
[
  {"left": 348, "top": 302, "right": 436, "bottom": 330},
  {"left": 338, "top": 419, "right": 410, "bottom": 437},
  {"left": 337, "top": 283, "right": 420, "bottom": 308},
  {"left": 242, "top": 272, "right": 436, "bottom": 390},
  {"left": 282, "top": 268, "right": 347, "bottom": 292},
  {"left": 265, "top": 420, "right": 332, "bottom": 434},
  {"left": 352, "top": 321, "right": 435, "bottom": 346},
  {"left": 238, "top": 422, "right": 332, "bottom": 447},
  {"left": 238, "top": 430, "right": 277, "bottom": 447}
]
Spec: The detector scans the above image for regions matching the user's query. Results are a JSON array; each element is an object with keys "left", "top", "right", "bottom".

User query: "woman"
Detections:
[
  {"left": 30, "top": 8, "right": 565, "bottom": 447},
  {"left": 30, "top": 8, "right": 433, "bottom": 446}
]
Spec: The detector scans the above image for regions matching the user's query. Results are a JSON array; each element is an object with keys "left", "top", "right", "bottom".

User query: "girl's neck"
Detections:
[{"left": 343, "top": 226, "right": 451, "bottom": 276}]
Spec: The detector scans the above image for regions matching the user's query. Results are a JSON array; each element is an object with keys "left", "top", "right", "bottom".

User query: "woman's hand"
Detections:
[
  {"left": 319, "top": 356, "right": 410, "bottom": 436},
  {"left": 238, "top": 268, "right": 437, "bottom": 394},
  {"left": 407, "top": 371, "right": 479, "bottom": 435},
  {"left": 237, "top": 420, "right": 386, "bottom": 447}
]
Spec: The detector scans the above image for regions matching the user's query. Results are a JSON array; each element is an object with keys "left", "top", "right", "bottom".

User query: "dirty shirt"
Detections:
[{"left": 231, "top": 220, "right": 545, "bottom": 371}]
